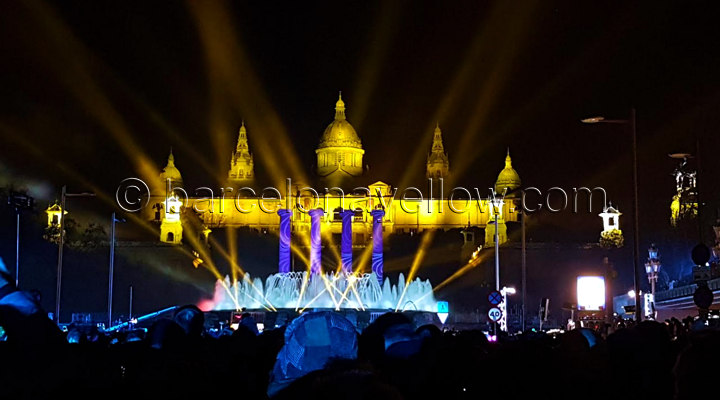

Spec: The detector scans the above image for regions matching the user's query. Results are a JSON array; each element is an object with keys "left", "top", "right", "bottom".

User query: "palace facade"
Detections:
[{"left": 147, "top": 94, "right": 522, "bottom": 247}]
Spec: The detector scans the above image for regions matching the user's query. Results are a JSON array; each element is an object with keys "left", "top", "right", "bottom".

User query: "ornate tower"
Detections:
[
  {"left": 494, "top": 149, "right": 521, "bottom": 196},
  {"left": 426, "top": 123, "right": 449, "bottom": 179},
  {"left": 316, "top": 93, "right": 365, "bottom": 185},
  {"left": 228, "top": 122, "right": 254, "bottom": 183},
  {"left": 599, "top": 204, "right": 624, "bottom": 248},
  {"left": 486, "top": 149, "right": 520, "bottom": 246},
  {"left": 600, "top": 204, "right": 622, "bottom": 233},
  {"left": 160, "top": 194, "right": 183, "bottom": 244},
  {"left": 485, "top": 198, "right": 507, "bottom": 246},
  {"left": 45, "top": 202, "right": 66, "bottom": 227},
  {"left": 158, "top": 149, "right": 183, "bottom": 194}
]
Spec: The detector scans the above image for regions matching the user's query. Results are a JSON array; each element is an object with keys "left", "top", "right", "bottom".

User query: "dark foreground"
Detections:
[{"left": 1, "top": 269, "right": 718, "bottom": 399}]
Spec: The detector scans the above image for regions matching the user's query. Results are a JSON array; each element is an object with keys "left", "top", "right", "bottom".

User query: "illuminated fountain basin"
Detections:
[{"left": 212, "top": 272, "right": 438, "bottom": 312}]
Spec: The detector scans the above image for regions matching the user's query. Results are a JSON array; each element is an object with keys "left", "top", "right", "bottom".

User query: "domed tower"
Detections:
[
  {"left": 426, "top": 123, "right": 449, "bottom": 179},
  {"left": 157, "top": 149, "right": 184, "bottom": 244},
  {"left": 228, "top": 121, "right": 254, "bottom": 183},
  {"left": 316, "top": 93, "right": 365, "bottom": 184},
  {"left": 494, "top": 149, "right": 521, "bottom": 196},
  {"left": 158, "top": 149, "right": 183, "bottom": 194}
]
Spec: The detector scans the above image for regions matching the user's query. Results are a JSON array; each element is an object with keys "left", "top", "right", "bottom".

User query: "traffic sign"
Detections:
[
  {"left": 437, "top": 312, "right": 449, "bottom": 324},
  {"left": 693, "top": 285, "right": 713, "bottom": 309},
  {"left": 488, "top": 307, "right": 502, "bottom": 322},
  {"left": 488, "top": 290, "right": 503, "bottom": 305},
  {"left": 437, "top": 301, "right": 449, "bottom": 313},
  {"left": 692, "top": 244, "right": 711, "bottom": 266}
]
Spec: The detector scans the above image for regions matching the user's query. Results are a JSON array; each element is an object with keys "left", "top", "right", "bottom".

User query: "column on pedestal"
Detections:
[
  {"left": 309, "top": 208, "right": 324, "bottom": 276},
  {"left": 277, "top": 209, "right": 292, "bottom": 273},
  {"left": 370, "top": 209, "right": 385, "bottom": 284},
  {"left": 340, "top": 210, "right": 354, "bottom": 274}
]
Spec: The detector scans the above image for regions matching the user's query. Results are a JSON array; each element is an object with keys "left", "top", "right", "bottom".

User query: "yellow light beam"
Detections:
[
  {"left": 188, "top": 0, "right": 310, "bottom": 188},
  {"left": 432, "top": 250, "right": 491, "bottom": 294},
  {"left": 22, "top": 0, "right": 162, "bottom": 189},
  {"left": 350, "top": 1, "right": 403, "bottom": 132},
  {"left": 395, "top": 230, "right": 435, "bottom": 311}
]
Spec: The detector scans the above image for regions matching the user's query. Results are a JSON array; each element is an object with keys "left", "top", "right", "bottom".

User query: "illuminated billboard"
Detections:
[{"left": 577, "top": 276, "right": 605, "bottom": 311}]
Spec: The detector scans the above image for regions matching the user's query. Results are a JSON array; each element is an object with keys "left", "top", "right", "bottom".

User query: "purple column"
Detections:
[
  {"left": 277, "top": 209, "right": 292, "bottom": 273},
  {"left": 370, "top": 209, "right": 385, "bottom": 284},
  {"left": 309, "top": 208, "right": 324, "bottom": 275},
  {"left": 340, "top": 210, "right": 354, "bottom": 273}
]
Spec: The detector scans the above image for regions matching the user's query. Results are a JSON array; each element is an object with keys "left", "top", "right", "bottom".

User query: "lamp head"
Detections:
[{"left": 581, "top": 116, "right": 605, "bottom": 124}]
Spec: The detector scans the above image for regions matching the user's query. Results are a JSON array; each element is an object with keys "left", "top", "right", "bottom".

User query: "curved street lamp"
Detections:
[{"left": 582, "top": 108, "right": 641, "bottom": 322}]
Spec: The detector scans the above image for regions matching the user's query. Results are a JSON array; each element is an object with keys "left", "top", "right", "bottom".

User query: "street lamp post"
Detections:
[
  {"left": 521, "top": 209, "right": 527, "bottom": 332},
  {"left": 108, "top": 212, "right": 125, "bottom": 328},
  {"left": 582, "top": 109, "right": 642, "bottom": 322},
  {"left": 55, "top": 186, "right": 95, "bottom": 324},
  {"left": 7, "top": 192, "right": 33, "bottom": 287},
  {"left": 644, "top": 244, "right": 661, "bottom": 319},
  {"left": 492, "top": 198, "right": 502, "bottom": 291},
  {"left": 494, "top": 200, "right": 501, "bottom": 337}
]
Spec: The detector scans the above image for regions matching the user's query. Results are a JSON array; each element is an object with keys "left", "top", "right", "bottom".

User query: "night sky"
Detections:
[{"left": 1, "top": 1, "right": 719, "bottom": 318}]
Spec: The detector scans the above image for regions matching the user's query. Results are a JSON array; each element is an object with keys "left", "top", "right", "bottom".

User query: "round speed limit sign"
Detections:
[{"left": 487, "top": 307, "right": 502, "bottom": 322}]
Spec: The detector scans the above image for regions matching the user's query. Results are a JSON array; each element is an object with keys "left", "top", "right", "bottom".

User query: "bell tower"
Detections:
[
  {"left": 228, "top": 121, "right": 254, "bottom": 183},
  {"left": 426, "top": 123, "right": 450, "bottom": 179}
]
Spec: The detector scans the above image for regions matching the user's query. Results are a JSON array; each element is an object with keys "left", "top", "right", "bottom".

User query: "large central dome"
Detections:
[
  {"left": 316, "top": 93, "right": 365, "bottom": 183},
  {"left": 318, "top": 94, "right": 362, "bottom": 149},
  {"left": 495, "top": 150, "right": 521, "bottom": 195}
]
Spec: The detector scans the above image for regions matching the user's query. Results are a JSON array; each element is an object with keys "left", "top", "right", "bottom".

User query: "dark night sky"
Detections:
[{"left": 1, "top": 1, "right": 719, "bottom": 317}]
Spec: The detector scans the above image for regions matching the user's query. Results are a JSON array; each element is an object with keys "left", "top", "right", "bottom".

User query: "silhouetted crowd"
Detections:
[{"left": 1, "top": 260, "right": 719, "bottom": 399}]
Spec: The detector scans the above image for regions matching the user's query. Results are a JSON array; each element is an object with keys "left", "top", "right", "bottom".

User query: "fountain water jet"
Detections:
[{"left": 213, "top": 271, "right": 438, "bottom": 312}]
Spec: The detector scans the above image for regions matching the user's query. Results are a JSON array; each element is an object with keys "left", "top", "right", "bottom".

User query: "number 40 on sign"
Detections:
[{"left": 487, "top": 307, "right": 502, "bottom": 322}]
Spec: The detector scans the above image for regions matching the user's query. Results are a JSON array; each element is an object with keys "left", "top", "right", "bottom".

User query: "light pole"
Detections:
[
  {"left": 108, "top": 212, "right": 125, "bottom": 328},
  {"left": 500, "top": 286, "right": 516, "bottom": 332},
  {"left": 493, "top": 199, "right": 501, "bottom": 291},
  {"left": 7, "top": 192, "right": 33, "bottom": 287},
  {"left": 644, "top": 244, "right": 660, "bottom": 319},
  {"left": 521, "top": 209, "right": 527, "bottom": 332},
  {"left": 129, "top": 285, "right": 133, "bottom": 322},
  {"left": 582, "top": 109, "right": 642, "bottom": 322},
  {"left": 55, "top": 186, "right": 95, "bottom": 324}
]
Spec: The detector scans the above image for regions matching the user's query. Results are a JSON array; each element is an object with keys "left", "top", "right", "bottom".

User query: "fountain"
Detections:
[
  {"left": 212, "top": 207, "right": 439, "bottom": 312},
  {"left": 212, "top": 271, "right": 438, "bottom": 312}
]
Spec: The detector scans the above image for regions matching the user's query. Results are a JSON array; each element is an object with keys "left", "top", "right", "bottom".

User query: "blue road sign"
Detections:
[
  {"left": 488, "top": 290, "right": 503, "bottom": 305},
  {"left": 437, "top": 301, "right": 449, "bottom": 313}
]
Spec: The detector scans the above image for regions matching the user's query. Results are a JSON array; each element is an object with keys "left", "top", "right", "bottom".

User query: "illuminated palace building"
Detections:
[{"left": 147, "top": 94, "right": 521, "bottom": 250}]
